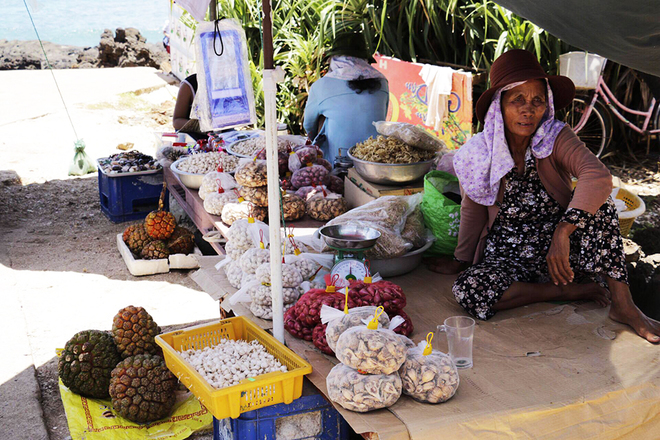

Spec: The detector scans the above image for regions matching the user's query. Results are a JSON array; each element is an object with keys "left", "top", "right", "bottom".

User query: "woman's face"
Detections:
[{"left": 501, "top": 80, "right": 547, "bottom": 141}]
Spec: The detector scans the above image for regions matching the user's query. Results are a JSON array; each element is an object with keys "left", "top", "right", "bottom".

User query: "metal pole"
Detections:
[
  {"left": 209, "top": 0, "right": 217, "bottom": 20},
  {"left": 261, "top": 0, "right": 284, "bottom": 343}
]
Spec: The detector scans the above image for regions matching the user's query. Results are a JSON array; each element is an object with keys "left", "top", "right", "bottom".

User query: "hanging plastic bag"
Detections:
[
  {"left": 399, "top": 333, "right": 459, "bottom": 403},
  {"left": 195, "top": 19, "right": 256, "bottom": 131},
  {"left": 420, "top": 171, "right": 461, "bottom": 256},
  {"left": 69, "top": 140, "right": 97, "bottom": 176}
]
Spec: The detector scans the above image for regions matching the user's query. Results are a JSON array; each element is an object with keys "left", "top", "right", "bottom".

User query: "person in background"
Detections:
[
  {"left": 172, "top": 74, "right": 207, "bottom": 141},
  {"left": 303, "top": 32, "right": 389, "bottom": 164},
  {"left": 427, "top": 49, "right": 660, "bottom": 343}
]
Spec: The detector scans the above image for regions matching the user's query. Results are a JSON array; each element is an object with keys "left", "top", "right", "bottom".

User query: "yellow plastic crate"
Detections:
[{"left": 155, "top": 317, "right": 312, "bottom": 419}]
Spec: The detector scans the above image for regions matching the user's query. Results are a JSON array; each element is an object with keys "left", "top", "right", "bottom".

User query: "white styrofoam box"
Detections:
[
  {"left": 116, "top": 234, "right": 200, "bottom": 276},
  {"left": 559, "top": 51, "right": 607, "bottom": 90}
]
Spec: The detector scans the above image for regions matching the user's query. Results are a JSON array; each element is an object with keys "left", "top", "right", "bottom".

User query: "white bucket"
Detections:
[{"left": 559, "top": 51, "right": 607, "bottom": 90}]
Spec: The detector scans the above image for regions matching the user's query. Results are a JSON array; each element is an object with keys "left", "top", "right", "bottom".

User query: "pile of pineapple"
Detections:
[{"left": 122, "top": 184, "right": 195, "bottom": 260}]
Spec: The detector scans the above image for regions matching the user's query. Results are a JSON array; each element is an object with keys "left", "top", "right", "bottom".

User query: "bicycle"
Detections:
[{"left": 558, "top": 51, "right": 660, "bottom": 158}]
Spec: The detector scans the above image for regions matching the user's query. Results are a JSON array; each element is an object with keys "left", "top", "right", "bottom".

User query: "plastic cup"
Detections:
[{"left": 438, "top": 316, "right": 475, "bottom": 369}]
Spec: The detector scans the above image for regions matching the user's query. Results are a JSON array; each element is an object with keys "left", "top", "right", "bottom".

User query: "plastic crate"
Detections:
[
  {"left": 213, "top": 394, "right": 350, "bottom": 440},
  {"left": 155, "top": 317, "right": 313, "bottom": 420},
  {"left": 97, "top": 166, "right": 168, "bottom": 223}
]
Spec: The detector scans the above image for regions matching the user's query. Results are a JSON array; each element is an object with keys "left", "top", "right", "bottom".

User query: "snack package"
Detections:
[
  {"left": 235, "top": 159, "right": 268, "bottom": 187},
  {"left": 221, "top": 201, "right": 267, "bottom": 225},
  {"left": 291, "top": 164, "right": 329, "bottom": 189},
  {"left": 204, "top": 191, "right": 239, "bottom": 215},
  {"left": 334, "top": 309, "right": 408, "bottom": 375},
  {"left": 306, "top": 193, "right": 347, "bottom": 222},
  {"left": 373, "top": 121, "right": 449, "bottom": 153},
  {"left": 238, "top": 185, "right": 268, "bottom": 207},
  {"left": 255, "top": 262, "right": 302, "bottom": 288},
  {"left": 198, "top": 171, "right": 237, "bottom": 200},
  {"left": 399, "top": 334, "right": 459, "bottom": 403},
  {"left": 322, "top": 305, "right": 391, "bottom": 353},
  {"left": 327, "top": 364, "right": 402, "bottom": 412}
]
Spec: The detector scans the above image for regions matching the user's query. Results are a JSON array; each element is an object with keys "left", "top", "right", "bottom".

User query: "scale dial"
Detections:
[{"left": 331, "top": 259, "right": 368, "bottom": 288}]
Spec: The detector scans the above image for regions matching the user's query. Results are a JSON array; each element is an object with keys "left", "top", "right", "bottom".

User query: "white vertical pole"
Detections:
[{"left": 263, "top": 68, "right": 284, "bottom": 343}]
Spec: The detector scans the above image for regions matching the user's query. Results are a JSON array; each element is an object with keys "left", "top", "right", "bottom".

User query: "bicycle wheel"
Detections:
[{"left": 560, "top": 96, "right": 612, "bottom": 158}]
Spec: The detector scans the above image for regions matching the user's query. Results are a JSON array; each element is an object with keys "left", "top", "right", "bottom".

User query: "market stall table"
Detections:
[
  {"left": 191, "top": 257, "right": 660, "bottom": 439},
  {"left": 164, "top": 166, "right": 323, "bottom": 255}
]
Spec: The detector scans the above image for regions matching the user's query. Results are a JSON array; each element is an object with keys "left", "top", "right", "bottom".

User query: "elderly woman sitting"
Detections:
[{"left": 429, "top": 50, "right": 660, "bottom": 343}]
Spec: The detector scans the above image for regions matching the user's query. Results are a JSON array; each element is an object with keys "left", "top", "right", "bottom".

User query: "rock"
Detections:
[
  {"left": 626, "top": 260, "right": 660, "bottom": 321},
  {"left": 629, "top": 227, "right": 660, "bottom": 255},
  {"left": 0, "top": 39, "right": 85, "bottom": 70},
  {"left": 98, "top": 28, "right": 169, "bottom": 71},
  {"left": 116, "top": 142, "right": 134, "bottom": 151},
  {"left": 0, "top": 170, "right": 21, "bottom": 186},
  {"left": 623, "top": 238, "right": 642, "bottom": 263}
]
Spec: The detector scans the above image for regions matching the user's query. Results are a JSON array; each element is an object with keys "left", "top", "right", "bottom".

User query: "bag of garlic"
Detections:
[
  {"left": 250, "top": 302, "right": 294, "bottom": 320},
  {"left": 321, "top": 305, "right": 391, "bottom": 353},
  {"left": 204, "top": 191, "right": 239, "bottom": 215},
  {"left": 399, "top": 333, "right": 459, "bottom": 403},
  {"left": 239, "top": 247, "right": 270, "bottom": 274},
  {"left": 284, "top": 253, "right": 333, "bottom": 280},
  {"left": 255, "top": 262, "right": 302, "bottom": 288},
  {"left": 198, "top": 171, "right": 237, "bottom": 200},
  {"left": 227, "top": 217, "right": 269, "bottom": 250},
  {"left": 326, "top": 363, "right": 402, "bottom": 413},
  {"left": 224, "top": 240, "right": 252, "bottom": 261},
  {"left": 224, "top": 260, "right": 244, "bottom": 289},
  {"left": 249, "top": 283, "right": 302, "bottom": 306},
  {"left": 221, "top": 201, "right": 267, "bottom": 226},
  {"left": 334, "top": 308, "right": 408, "bottom": 375}
]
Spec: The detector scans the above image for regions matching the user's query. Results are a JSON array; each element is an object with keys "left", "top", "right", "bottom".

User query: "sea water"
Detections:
[{"left": 2, "top": 0, "right": 169, "bottom": 47}]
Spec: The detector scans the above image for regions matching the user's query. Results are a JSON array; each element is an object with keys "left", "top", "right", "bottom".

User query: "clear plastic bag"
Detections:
[
  {"left": 321, "top": 305, "right": 391, "bottom": 353},
  {"left": 238, "top": 185, "right": 268, "bottom": 207},
  {"left": 306, "top": 193, "right": 347, "bottom": 222},
  {"left": 224, "top": 260, "right": 243, "bottom": 289},
  {"left": 327, "top": 175, "right": 344, "bottom": 195},
  {"left": 294, "top": 185, "right": 327, "bottom": 202},
  {"left": 255, "top": 262, "right": 302, "bottom": 288},
  {"left": 335, "top": 323, "right": 408, "bottom": 375},
  {"left": 199, "top": 171, "right": 237, "bottom": 200},
  {"left": 284, "top": 254, "right": 323, "bottom": 280},
  {"left": 282, "top": 193, "right": 306, "bottom": 221},
  {"left": 224, "top": 240, "right": 251, "bottom": 261},
  {"left": 373, "top": 121, "right": 449, "bottom": 153},
  {"left": 326, "top": 364, "right": 402, "bottom": 413},
  {"left": 401, "top": 207, "right": 428, "bottom": 249},
  {"left": 399, "top": 337, "right": 459, "bottom": 403},
  {"left": 204, "top": 191, "right": 239, "bottom": 215},
  {"left": 221, "top": 201, "right": 267, "bottom": 225},
  {"left": 239, "top": 248, "right": 270, "bottom": 274},
  {"left": 227, "top": 218, "right": 269, "bottom": 249},
  {"left": 291, "top": 164, "right": 329, "bottom": 189},
  {"left": 195, "top": 19, "right": 257, "bottom": 131},
  {"left": 249, "top": 283, "right": 302, "bottom": 306},
  {"left": 235, "top": 159, "right": 268, "bottom": 187}
]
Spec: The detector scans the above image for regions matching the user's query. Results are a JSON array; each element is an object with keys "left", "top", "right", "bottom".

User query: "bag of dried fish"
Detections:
[
  {"left": 399, "top": 333, "right": 459, "bottom": 403},
  {"left": 351, "top": 136, "right": 436, "bottom": 164},
  {"left": 198, "top": 171, "right": 237, "bottom": 200},
  {"left": 373, "top": 121, "right": 449, "bottom": 153},
  {"left": 235, "top": 159, "right": 268, "bottom": 187},
  {"left": 306, "top": 193, "right": 347, "bottom": 222},
  {"left": 321, "top": 305, "right": 391, "bottom": 353},
  {"left": 326, "top": 364, "right": 402, "bottom": 412},
  {"left": 335, "top": 308, "right": 408, "bottom": 375}
]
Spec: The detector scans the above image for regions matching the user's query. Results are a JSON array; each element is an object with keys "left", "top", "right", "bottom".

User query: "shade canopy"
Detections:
[{"left": 495, "top": 0, "right": 660, "bottom": 76}]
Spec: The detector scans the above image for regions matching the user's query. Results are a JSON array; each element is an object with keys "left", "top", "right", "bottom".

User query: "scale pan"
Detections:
[{"left": 319, "top": 224, "right": 381, "bottom": 250}]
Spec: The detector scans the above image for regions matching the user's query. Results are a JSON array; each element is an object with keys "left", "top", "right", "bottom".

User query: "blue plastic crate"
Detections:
[
  {"left": 97, "top": 167, "right": 168, "bottom": 223},
  {"left": 213, "top": 394, "right": 350, "bottom": 440}
]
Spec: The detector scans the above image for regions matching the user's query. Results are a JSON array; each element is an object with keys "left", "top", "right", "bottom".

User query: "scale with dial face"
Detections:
[{"left": 319, "top": 224, "right": 381, "bottom": 288}]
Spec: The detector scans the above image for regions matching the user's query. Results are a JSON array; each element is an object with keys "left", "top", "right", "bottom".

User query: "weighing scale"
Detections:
[{"left": 319, "top": 225, "right": 381, "bottom": 288}]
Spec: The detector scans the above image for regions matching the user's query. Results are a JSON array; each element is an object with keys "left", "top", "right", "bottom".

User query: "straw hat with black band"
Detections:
[
  {"left": 324, "top": 32, "right": 376, "bottom": 64},
  {"left": 475, "top": 49, "right": 576, "bottom": 123}
]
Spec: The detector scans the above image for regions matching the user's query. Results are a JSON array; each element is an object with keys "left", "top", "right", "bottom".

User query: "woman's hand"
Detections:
[
  {"left": 425, "top": 256, "right": 469, "bottom": 275},
  {"left": 546, "top": 222, "right": 577, "bottom": 285}
]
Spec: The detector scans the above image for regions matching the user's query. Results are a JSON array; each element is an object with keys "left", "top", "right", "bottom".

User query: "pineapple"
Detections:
[
  {"left": 125, "top": 225, "right": 154, "bottom": 254},
  {"left": 145, "top": 183, "right": 176, "bottom": 240},
  {"left": 122, "top": 224, "right": 140, "bottom": 243},
  {"left": 141, "top": 240, "right": 170, "bottom": 260},
  {"left": 167, "top": 227, "right": 195, "bottom": 254}
]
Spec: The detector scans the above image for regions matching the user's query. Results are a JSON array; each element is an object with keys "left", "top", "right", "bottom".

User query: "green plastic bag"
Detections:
[
  {"left": 421, "top": 171, "right": 461, "bottom": 256},
  {"left": 69, "top": 139, "right": 97, "bottom": 176}
]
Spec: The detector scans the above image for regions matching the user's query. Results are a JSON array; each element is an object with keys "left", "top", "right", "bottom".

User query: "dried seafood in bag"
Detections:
[
  {"left": 327, "top": 364, "right": 402, "bottom": 412},
  {"left": 322, "top": 305, "right": 391, "bottom": 353},
  {"left": 238, "top": 185, "right": 268, "bottom": 207},
  {"left": 306, "top": 193, "right": 347, "bottom": 222},
  {"left": 399, "top": 334, "right": 459, "bottom": 403},
  {"left": 282, "top": 193, "right": 306, "bottom": 221},
  {"left": 235, "top": 160, "right": 268, "bottom": 187}
]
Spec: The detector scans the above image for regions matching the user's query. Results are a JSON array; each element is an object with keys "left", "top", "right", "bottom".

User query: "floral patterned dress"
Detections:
[{"left": 452, "top": 150, "right": 628, "bottom": 320}]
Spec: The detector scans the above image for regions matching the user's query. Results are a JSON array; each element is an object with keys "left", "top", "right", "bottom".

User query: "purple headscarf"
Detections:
[{"left": 453, "top": 79, "right": 566, "bottom": 206}]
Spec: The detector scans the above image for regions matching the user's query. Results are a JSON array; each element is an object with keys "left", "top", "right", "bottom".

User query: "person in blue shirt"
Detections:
[{"left": 303, "top": 33, "right": 389, "bottom": 164}]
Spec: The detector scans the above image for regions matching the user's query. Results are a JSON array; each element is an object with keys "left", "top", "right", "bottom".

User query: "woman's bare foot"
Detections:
[
  {"left": 559, "top": 282, "right": 610, "bottom": 307},
  {"left": 609, "top": 301, "right": 660, "bottom": 343}
]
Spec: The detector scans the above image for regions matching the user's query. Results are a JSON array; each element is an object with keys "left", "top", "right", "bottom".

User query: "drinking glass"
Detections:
[{"left": 438, "top": 316, "right": 475, "bottom": 369}]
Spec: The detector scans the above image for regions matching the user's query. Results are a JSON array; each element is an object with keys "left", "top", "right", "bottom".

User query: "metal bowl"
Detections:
[
  {"left": 348, "top": 147, "right": 435, "bottom": 185},
  {"left": 319, "top": 224, "right": 381, "bottom": 250},
  {"left": 170, "top": 158, "right": 204, "bottom": 189},
  {"left": 369, "top": 239, "right": 433, "bottom": 277}
]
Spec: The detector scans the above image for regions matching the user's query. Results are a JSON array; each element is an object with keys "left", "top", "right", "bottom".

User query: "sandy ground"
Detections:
[{"left": 0, "top": 68, "right": 216, "bottom": 439}]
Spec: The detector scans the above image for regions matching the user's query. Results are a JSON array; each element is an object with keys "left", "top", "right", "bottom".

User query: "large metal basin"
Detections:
[
  {"left": 170, "top": 158, "right": 204, "bottom": 189},
  {"left": 369, "top": 239, "right": 433, "bottom": 277},
  {"left": 348, "top": 147, "right": 435, "bottom": 185},
  {"left": 319, "top": 224, "right": 381, "bottom": 250}
]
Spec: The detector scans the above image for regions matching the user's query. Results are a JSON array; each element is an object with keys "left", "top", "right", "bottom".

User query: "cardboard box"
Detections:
[
  {"left": 344, "top": 176, "right": 376, "bottom": 209},
  {"left": 346, "top": 167, "right": 424, "bottom": 198}
]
